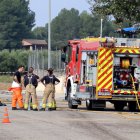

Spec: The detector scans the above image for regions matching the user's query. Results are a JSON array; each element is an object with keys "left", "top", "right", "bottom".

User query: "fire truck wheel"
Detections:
[
  {"left": 86, "top": 100, "right": 92, "bottom": 110},
  {"left": 128, "top": 102, "right": 136, "bottom": 112},
  {"left": 68, "top": 95, "right": 78, "bottom": 109},
  {"left": 68, "top": 101, "right": 78, "bottom": 109},
  {"left": 114, "top": 102, "right": 125, "bottom": 111}
]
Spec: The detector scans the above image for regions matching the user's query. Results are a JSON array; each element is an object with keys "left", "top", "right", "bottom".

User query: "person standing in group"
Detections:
[
  {"left": 24, "top": 67, "right": 39, "bottom": 111},
  {"left": 9, "top": 65, "right": 25, "bottom": 110},
  {"left": 40, "top": 68, "right": 60, "bottom": 111}
]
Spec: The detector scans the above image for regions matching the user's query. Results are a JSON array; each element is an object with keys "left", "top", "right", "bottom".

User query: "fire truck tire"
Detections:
[
  {"left": 114, "top": 102, "right": 125, "bottom": 111},
  {"left": 68, "top": 101, "right": 78, "bottom": 109},
  {"left": 128, "top": 102, "right": 136, "bottom": 111},
  {"left": 68, "top": 95, "right": 78, "bottom": 109},
  {"left": 86, "top": 100, "right": 92, "bottom": 110}
]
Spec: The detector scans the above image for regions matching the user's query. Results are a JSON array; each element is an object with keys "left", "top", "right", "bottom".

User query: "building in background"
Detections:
[{"left": 22, "top": 39, "right": 47, "bottom": 51}]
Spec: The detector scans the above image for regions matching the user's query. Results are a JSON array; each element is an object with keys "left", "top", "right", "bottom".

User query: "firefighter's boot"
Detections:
[
  {"left": 48, "top": 108, "right": 52, "bottom": 111},
  {"left": 33, "top": 108, "right": 38, "bottom": 111},
  {"left": 40, "top": 108, "right": 45, "bottom": 111},
  {"left": 12, "top": 107, "right": 17, "bottom": 110}
]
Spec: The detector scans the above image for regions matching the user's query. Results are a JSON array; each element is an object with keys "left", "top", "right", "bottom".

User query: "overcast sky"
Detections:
[{"left": 29, "top": 0, "right": 91, "bottom": 27}]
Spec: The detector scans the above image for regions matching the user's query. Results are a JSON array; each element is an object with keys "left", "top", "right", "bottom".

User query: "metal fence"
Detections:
[
  {"left": 0, "top": 72, "right": 14, "bottom": 76},
  {"left": 0, "top": 49, "right": 65, "bottom": 77},
  {"left": 27, "top": 49, "right": 65, "bottom": 77}
]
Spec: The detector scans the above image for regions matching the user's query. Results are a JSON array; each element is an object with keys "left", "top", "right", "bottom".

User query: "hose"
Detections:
[{"left": 130, "top": 74, "right": 140, "bottom": 110}]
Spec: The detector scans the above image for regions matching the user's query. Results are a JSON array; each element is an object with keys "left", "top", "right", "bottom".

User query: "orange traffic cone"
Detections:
[{"left": 2, "top": 107, "right": 11, "bottom": 123}]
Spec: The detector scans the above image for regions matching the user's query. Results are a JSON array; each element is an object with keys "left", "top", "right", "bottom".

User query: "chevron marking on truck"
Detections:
[
  {"left": 113, "top": 48, "right": 140, "bottom": 54},
  {"left": 97, "top": 48, "right": 113, "bottom": 92}
]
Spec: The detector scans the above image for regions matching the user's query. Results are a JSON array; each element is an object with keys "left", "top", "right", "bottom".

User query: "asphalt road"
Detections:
[{"left": 0, "top": 97, "right": 140, "bottom": 140}]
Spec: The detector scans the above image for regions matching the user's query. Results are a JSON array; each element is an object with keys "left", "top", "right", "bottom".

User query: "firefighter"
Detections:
[
  {"left": 40, "top": 68, "right": 60, "bottom": 111},
  {"left": 9, "top": 65, "right": 25, "bottom": 110},
  {"left": 24, "top": 67, "right": 39, "bottom": 111}
]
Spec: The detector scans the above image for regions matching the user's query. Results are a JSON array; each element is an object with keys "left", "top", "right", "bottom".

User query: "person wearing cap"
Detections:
[
  {"left": 24, "top": 67, "right": 39, "bottom": 111},
  {"left": 40, "top": 68, "right": 60, "bottom": 111}
]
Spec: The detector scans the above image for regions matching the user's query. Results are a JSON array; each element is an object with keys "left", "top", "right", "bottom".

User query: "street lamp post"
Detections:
[
  {"left": 100, "top": 18, "right": 103, "bottom": 38},
  {"left": 48, "top": 0, "right": 51, "bottom": 68}
]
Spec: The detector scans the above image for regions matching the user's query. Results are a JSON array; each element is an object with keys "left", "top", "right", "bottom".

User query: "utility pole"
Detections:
[
  {"left": 100, "top": 18, "right": 103, "bottom": 38},
  {"left": 48, "top": 0, "right": 51, "bottom": 68}
]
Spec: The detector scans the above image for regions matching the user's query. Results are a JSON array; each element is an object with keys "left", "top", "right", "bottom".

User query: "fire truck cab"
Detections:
[{"left": 62, "top": 37, "right": 140, "bottom": 111}]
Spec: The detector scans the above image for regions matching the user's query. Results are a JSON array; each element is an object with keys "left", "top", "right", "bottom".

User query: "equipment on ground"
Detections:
[{"left": 2, "top": 107, "right": 11, "bottom": 123}]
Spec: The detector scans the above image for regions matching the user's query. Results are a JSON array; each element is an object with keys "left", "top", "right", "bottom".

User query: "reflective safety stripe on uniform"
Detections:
[
  {"left": 42, "top": 84, "right": 55, "bottom": 109},
  {"left": 42, "top": 103, "right": 47, "bottom": 108},
  {"left": 52, "top": 100, "right": 56, "bottom": 108},
  {"left": 24, "top": 84, "right": 38, "bottom": 109},
  {"left": 32, "top": 104, "right": 37, "bottom": 109},
  {"left": 52, "top": 102, "right": 56, "bottom": 108},
  {"left": 47, "top": 102, "right": 53, "bottom": 108},
  {"left": 24, "top": 103, "right": 37, "bottom": 109},
  {"left": 24, "top": 103, "right": 28, "bottom": 109}
]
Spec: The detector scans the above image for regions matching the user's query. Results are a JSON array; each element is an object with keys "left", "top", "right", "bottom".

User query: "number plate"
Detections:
[{"left": 98, "top": 92, "right": 111, "bottom": 96}]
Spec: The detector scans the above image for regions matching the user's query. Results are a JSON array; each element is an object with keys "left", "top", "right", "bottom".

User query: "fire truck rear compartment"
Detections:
[
  {"left": 110, "top": 53, "right": 140, "bottom": 111},
  {"left": 113, "top": 54, "right": 139, "bottom": 91},
  {"left": 84, "top": 53, "right": 140, "bottom": 111},
  {"left": 112, "top": 54, "right": 140, "bottom": 99}
]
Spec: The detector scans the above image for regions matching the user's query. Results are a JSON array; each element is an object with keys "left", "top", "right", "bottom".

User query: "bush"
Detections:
[
  {"left": 0, "top": 50, "right": 29, "bottom": 72},
  {"left": 0, "top": 49, "right": 62, "bottom": 72},
  {"left": 0, "top": 75, "right": 13, "bottom": 83}
]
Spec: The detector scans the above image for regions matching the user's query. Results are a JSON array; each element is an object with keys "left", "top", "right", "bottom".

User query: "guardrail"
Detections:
[
  {"left": 0, "top": 72, "right": 14, "bottom": 76},
  {"left": 0, "top": 69, "right": 65, "bottom": 76}
]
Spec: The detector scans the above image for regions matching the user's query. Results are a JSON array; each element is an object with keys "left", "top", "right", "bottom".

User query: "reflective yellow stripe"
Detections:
[
  {"left": 24, "top": 104, "right": 28, "bottom": 109},
  {"left": 32, "top": 104, "right": 37, "bottom": 109},
  {"left": 114, "top": 48, "right": 140, "bottom": 54},
  {"left": 113, "top": 90, "right": 137, "bottom": 94},
  {"left": 47, "top": 102, "right": 53, "bottom": 108},
  {"left": 42, "top": 104, "right": 46, "bottom": 108},
  {"left": 52, "top": 101, "right": 56, "bottom": 108}
]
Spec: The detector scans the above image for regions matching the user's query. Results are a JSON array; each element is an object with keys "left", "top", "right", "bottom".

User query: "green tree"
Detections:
[
  {"left": 32, "top": 8, "right": 117, "bottom": 50},
  {"left": 32, "top": 27, "right": 47, "bottom": 39},
  {"left": 79, "top": 11, "right": 96, "bottom": 37},
  {"left": 49, "top": 8, "right": 81, "bottom": 50},
  {"left": 0, "top": 50, "right": 29, "bottom": 71},
  {"left": 79, "top": 11, "right": 114, "bottom": 37},
  {"left": 0, "top": 0, "right": 35, "bottom": 50},
  {"left": 88, "top": 0, "right": 140, "bottom": 25}
]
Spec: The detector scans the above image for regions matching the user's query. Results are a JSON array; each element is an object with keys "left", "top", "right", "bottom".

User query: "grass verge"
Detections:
[{"left": 0, "top": 75, "right": 13, "bottom": 83}]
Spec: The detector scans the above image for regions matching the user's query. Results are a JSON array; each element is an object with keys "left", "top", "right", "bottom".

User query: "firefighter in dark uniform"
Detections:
[
  {"left": 24, "top": 67, "right": 39, "bottom": 111},
  {"left": 40, "top": 68, "right": 60, "bottom": 111}
]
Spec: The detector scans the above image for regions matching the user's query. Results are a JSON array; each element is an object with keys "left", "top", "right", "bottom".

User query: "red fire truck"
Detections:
[{"left": 61, "top": 37, "right": 140, "bottom": 111}]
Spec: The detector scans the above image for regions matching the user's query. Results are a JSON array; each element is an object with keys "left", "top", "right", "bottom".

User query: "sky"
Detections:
[{"left": 29, "top": 0, "right": 91, "bottom": 27}]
